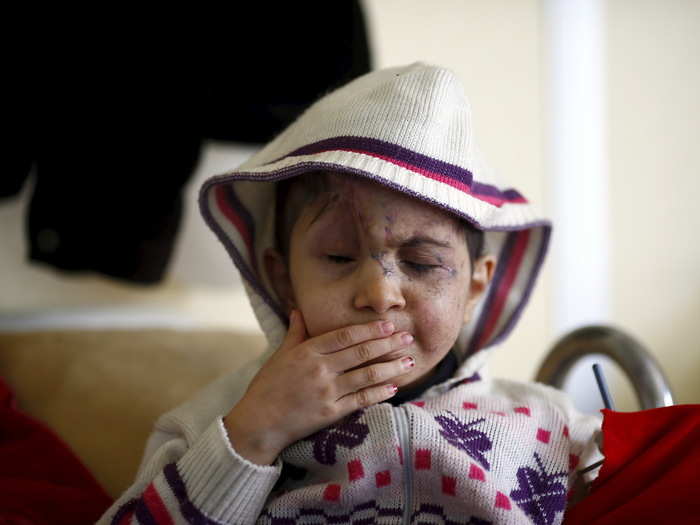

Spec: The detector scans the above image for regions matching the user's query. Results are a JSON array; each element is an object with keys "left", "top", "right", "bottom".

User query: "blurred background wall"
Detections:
[
  {"left": 606, "top": 0, "right": 700, "bottom": 407},
  {"left": 1, "top": 0, "right": 698, "bottom": 408}
]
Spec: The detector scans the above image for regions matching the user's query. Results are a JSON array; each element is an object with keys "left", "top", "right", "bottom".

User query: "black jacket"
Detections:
[{"left": 3, "top": 4, "right": 371, "bottom": 283}]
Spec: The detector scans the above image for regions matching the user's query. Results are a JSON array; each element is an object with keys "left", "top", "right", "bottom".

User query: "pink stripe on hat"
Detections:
[
  {"left": 214, "top": 185, "right": 259, "bottom": 278},
  {"left": 476, "top": 230, "right": 530, "bottom": 349}
]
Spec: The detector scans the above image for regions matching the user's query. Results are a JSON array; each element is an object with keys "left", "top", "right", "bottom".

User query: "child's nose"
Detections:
[{"left": 352, "top": 258, "right": 406, "bottom": 314}]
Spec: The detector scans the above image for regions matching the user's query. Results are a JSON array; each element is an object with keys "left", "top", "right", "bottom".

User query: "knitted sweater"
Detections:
[
  {"left": 97, "top": 63, "right": 603, "bottom": 524},
  {"left": 97, "top": 347, "right": 600, "bottom": 525}
]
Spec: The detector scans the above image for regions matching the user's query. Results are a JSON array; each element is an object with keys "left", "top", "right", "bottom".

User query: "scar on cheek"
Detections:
[
  {"left": 371, "top": 251, "right": 394, "bottom": 276},
  {"left": 435, "top": 254, "right": 458, "bottom": 278},
  {"left": 438, "top": 264, "right": 458, "bottom": 279}
]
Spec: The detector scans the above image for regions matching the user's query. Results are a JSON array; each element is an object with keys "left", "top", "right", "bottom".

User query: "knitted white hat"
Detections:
[{"left": 198, "top": 62, "right": 551, "bottom": 362}]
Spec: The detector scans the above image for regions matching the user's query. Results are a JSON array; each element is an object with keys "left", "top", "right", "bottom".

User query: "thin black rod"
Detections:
[{"left": 593, "top": 362, "right": 616, "bottom": 411}]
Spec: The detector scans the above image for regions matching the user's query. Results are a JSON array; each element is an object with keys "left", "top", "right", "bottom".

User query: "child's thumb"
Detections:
[{"left": 283, "top": 309, "right": 307, "bottom": 347}]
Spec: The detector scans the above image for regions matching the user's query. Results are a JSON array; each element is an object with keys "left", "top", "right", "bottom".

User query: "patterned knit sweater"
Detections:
[{"left": 97, "top": 349, "right": 601, "bottom": 525}]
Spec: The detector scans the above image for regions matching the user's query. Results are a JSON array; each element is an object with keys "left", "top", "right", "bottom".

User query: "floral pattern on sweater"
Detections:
[
  {"left": 509, "top": 452, "right": 568, "bottom": 525},
  {"left": 435, "top": 411, "right": 492, "bottom": 470},
  {"left": 100, "top": 376, "right": 601, "bottom": 525},
  {"left": 303, "top": 409, "right": 370, "bottom": 466},
  {"left": 255, "top": 382, "right": 599, "bottom": 525}
]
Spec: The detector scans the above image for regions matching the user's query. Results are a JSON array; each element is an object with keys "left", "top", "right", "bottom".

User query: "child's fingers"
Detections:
[
  {"left": 336, "top": 356, "right": 415, "bottom": 396},
  {"left": 329, "top": 331, "right": 413, "bottom": 373},
  {"left": 313, "top": 320, "right": 396, "bottom": 355},
  {"left": 279, "top": 309, "right": 308, "bottom": 350},
  {"left": 337, "top": 382, "right": 399, "bottom": 412}
]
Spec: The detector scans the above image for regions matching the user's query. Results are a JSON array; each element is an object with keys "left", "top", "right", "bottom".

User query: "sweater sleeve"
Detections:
[{"left": 97, "top": 416, "right": 282, "bottom": 525}]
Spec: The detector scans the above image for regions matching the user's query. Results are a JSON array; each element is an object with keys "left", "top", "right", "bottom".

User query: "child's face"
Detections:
[{"left": 269, "top": 175, "right": 493, "bottom": 391}]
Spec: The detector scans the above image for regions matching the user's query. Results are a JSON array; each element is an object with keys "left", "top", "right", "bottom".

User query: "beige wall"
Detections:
[
  {"left": 607, "top": 0, "right": 700, "bottom": 404},
  {"left": 1, "top": 1, "right": 697, "bottom": 405}
]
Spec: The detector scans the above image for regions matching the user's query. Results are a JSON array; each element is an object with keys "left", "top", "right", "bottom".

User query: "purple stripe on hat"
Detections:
[
  {"left": 134, "top": 499, "right": 158, "bottom": 525},
  {"left": 466, "top": 231, "right": 519, "bottom": 356},
  {"left": 110, "top": 499, "right": 137, "bottom": 525},
  {"left": 487, "top": 226, "right": 550, "bottom": 349},
  {"left": 222, "top": 182, "right": 259, "bottom": 276},
  {"left": 270, "top": 136, "right": 525, "bottom": 203},
  {"left": 199, "top": 177, "right": 289, "bottom": 324},
  {"left": 223, "top": 183, "right": 256, "bottom": 246},
  {"left": 163, "top": 462, "right": 222, "bottom": 524}
]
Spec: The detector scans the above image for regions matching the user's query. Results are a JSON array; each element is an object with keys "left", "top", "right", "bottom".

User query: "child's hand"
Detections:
[{"left": 224, "top": 309, "right": 415, "bottom": 465}]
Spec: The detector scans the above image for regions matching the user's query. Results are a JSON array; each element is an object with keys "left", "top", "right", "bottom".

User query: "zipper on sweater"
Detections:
[{"left": 393, "top": 405, "right": 412, "bottom": 525}]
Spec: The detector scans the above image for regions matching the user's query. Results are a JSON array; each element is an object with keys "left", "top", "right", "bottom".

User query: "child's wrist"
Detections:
[{"left": 223, "top": 409, "right": 287, "bottom": 466}]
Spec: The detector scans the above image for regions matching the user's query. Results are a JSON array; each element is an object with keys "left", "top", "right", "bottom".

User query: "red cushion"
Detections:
[
  {"left": 564, "top": 405, "right": 700, "bottom": 524},
  {"left": 0, "top": 377, "right": 113, "bottom": 524}
]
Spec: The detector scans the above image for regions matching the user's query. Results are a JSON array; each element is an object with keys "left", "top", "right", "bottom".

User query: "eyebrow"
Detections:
[
  {"left": 306, "top": 208, "right": 454, "bottom": 251},
  {"left": 401, "top": 236, "right": 453, "bottom": 249}
]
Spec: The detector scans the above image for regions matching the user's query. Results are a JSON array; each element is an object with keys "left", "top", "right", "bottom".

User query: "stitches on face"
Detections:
[
  {"left": 275, "top": 171, "right": 485, "bottom": 277},
  {"left": 300, "top": 182, "right": 466, "bottom": 293},
  {"left": 271, "top": 174, "right": 499, "bottom": 392},
  {"left": 370, "top": 251, "right": 394, "bottom": 277},
  {"left": 298, "top": 177, "right": 471, "bottom": 304},
  {"left": 435, "top": 253, "right": 457, "bottom": 279}
]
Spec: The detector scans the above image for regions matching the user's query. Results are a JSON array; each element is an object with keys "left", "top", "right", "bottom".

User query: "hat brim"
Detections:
[{"left": 199, "top": 148, "right": 551, "bottom": 359}]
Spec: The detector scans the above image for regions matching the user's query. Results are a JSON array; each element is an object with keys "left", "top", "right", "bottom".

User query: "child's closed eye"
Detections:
[
  {"left": 325, "top": 254, "right": 439, "bottom": 275},
  {"left": 401, "top": 261, "right": 440, "bottom": 274},
  {"left": 326, "top": 254, "right": 354, "bottom": 264}
]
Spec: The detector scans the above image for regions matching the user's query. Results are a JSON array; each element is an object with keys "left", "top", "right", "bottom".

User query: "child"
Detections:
[{"left": 98, "top": 63, "right": 601, "bottom": 524}]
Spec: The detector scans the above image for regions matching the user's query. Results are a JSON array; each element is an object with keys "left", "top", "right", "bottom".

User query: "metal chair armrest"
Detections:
[{"left": 535, "top": 325, "right": 674, "bottom": 409}]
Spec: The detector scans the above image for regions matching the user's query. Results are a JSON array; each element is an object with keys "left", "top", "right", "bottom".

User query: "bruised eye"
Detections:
[
  {"left": 402, "top": 261, "right": 440, "bottom": 274},
  {"left": 326, "top": 255, "right": 354, "bottom": 264},
  {"left": 324, "top": 255, "right": 441, "bottom": 274}
]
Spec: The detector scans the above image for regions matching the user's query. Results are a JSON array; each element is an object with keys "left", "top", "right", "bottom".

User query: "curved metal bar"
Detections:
[{"left": 535, "top": 325, "right": 675, "bottom": 409}]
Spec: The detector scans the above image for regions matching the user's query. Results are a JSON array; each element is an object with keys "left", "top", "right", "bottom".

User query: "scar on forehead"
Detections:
[
  {"left": 384, "top": 226, "right": 392, "bottom": 241},
  {"left": 308, "top": 192, "right": 341, "bottom": 229},
  {"left": 344, "top": 186, "right": 374, "bottom": 236}
]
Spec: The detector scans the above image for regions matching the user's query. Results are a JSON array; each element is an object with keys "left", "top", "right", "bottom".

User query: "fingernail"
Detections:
[
  {"left": 401, "top": 356, "right": 415, "bottom": 368},
  {"left": 381, "top": 321, "right": 394, "bottom": 334},
  {"left": 387, "top": 384, "right": 398, "bottom": 395},
  {"left": 401, "top": 333, "right": 414, "bottom": 345}
]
